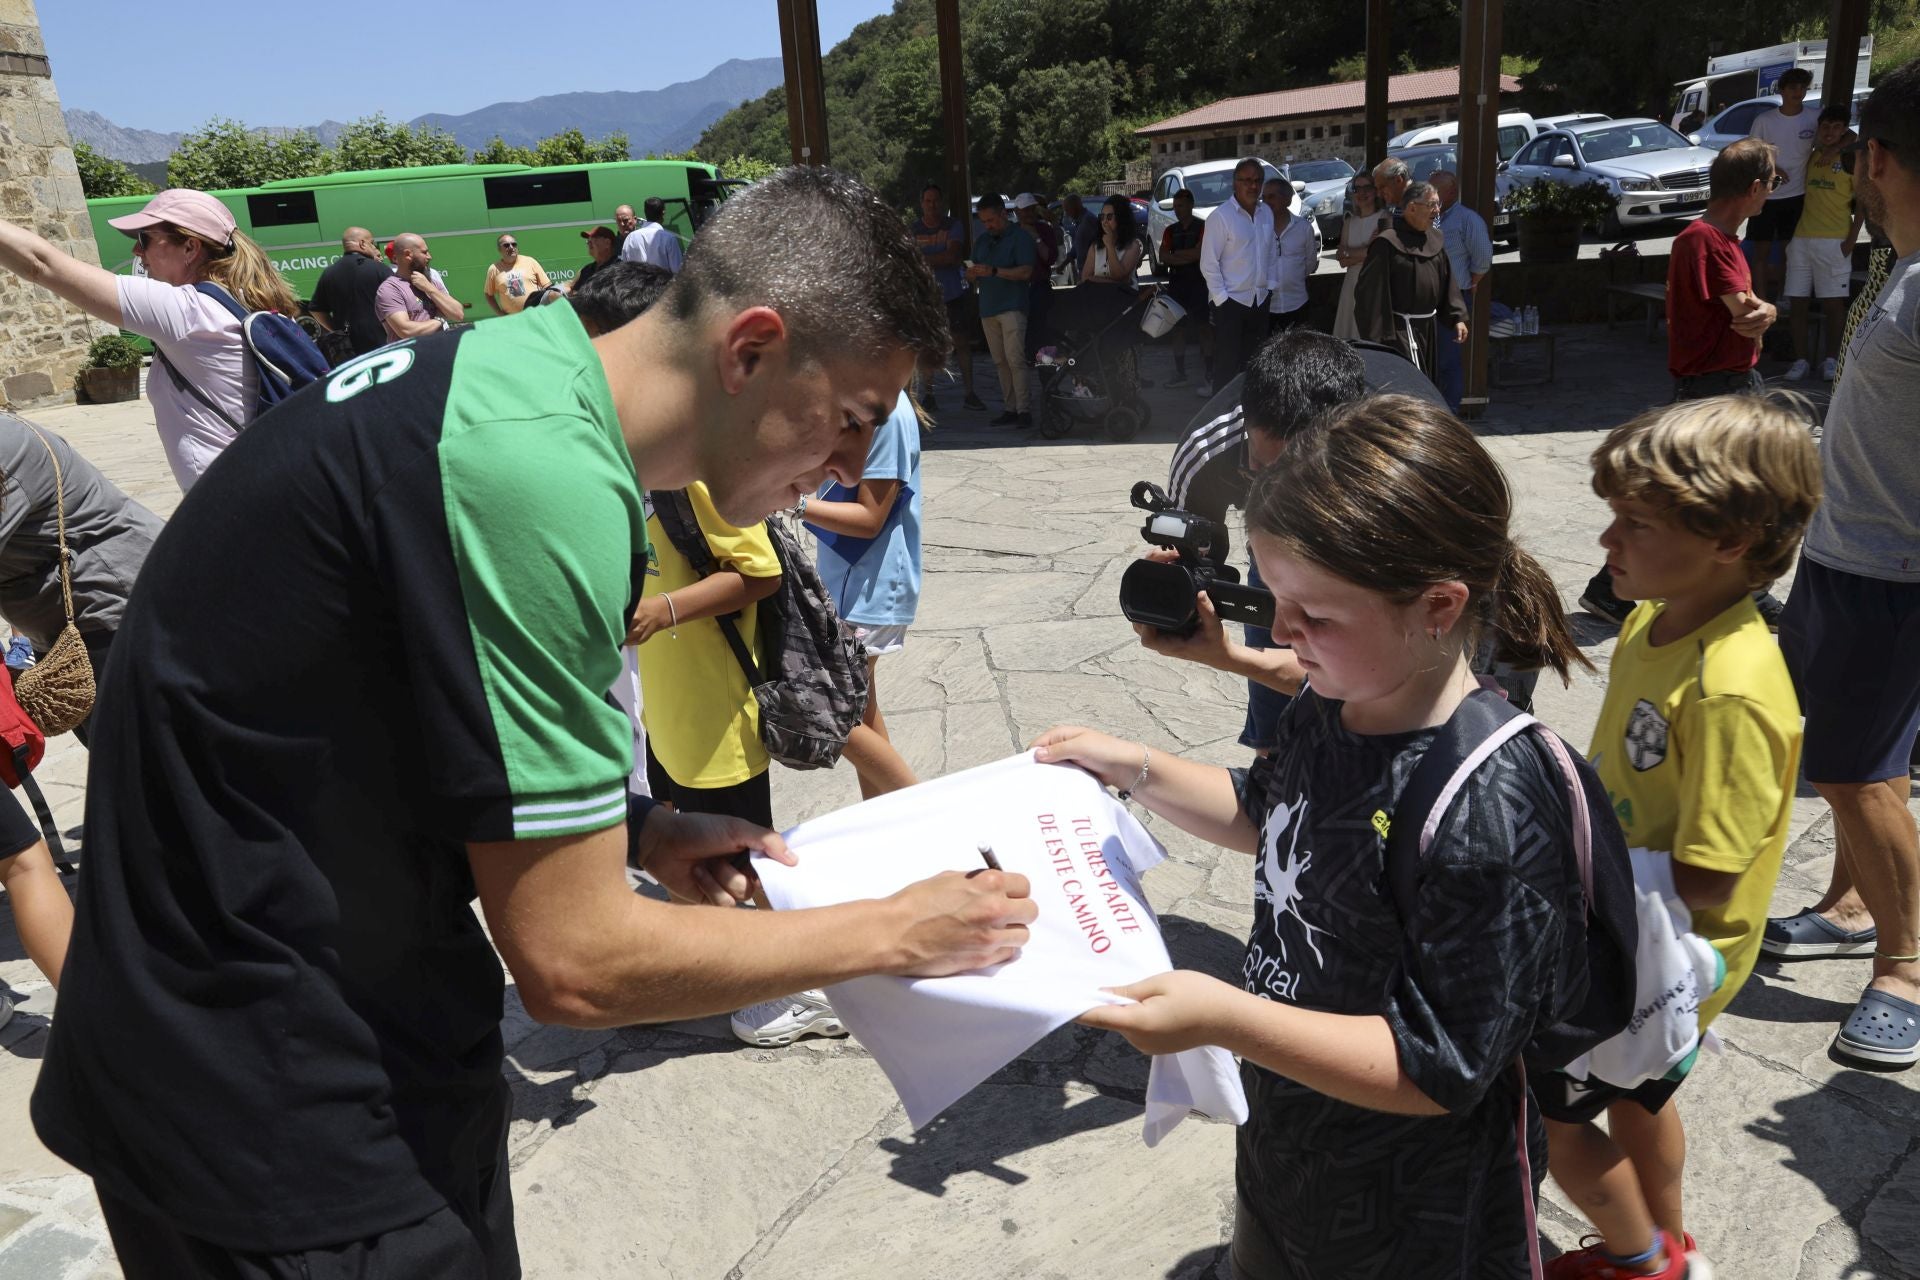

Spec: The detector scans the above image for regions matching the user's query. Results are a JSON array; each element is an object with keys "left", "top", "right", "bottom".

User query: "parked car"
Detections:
[
  {"left": 1535, "top": 112, "right": 1612, "bottom": 130},
  {"left": 1303, "top": 143, "right": 1513, "bottom": 247},
  {"left": 1689, "top": 92, "right": 1867, "bottom": 150},
  {"left": 1388, "top": 111, "right": 1540, "bottom": 162},
  {"left": 1146, "top": 158, "right": 1317, "bottom": 268},
  {"left": 1502, "top": 118, "right": 1720, "bottom": 234}
]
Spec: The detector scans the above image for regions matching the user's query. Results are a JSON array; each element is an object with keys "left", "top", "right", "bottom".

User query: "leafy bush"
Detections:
[
  {"left": 74, "top": 142, "right": 155, "bottom": 199},
  {"left": 82, "top": 334, "right": 144, "bottom": 370},
  {"left": 1503, "top": 177, "right": 1615, "bottom": 222}
]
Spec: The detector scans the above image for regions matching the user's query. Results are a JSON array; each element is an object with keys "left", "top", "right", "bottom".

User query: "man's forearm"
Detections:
[
  {"left": 545, "top": 889, "right": 911, "bottom": 1027},
  {"left": 427, "top": 287, "right": 465, "bottom": 323},
  {"left": 384, "top": 313, "right": 441, "bottom": 340}
]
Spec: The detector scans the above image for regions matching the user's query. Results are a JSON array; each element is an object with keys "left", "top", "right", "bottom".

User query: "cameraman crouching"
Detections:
[{"left": 1151, "top": 330, "right": 1369, "bottom": 750}]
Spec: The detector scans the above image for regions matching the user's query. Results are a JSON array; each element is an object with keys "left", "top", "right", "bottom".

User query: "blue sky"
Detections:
[{"left": 40, "top": 0, "right": 894, "bottom": 133}]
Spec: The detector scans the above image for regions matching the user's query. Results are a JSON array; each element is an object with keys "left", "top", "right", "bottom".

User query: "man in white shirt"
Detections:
[
  {"left": 1262, "top": 178, "right": 1318, "bottom": 333},
  {"left": 1747, "top": 67, "right": 1819, "bottom": 301},
  {"left": 619, "top": 196, "right": 686, "bottom": 273},
  {"left": 1200, "top": 158, "right": 1278, "bottom": 386}
]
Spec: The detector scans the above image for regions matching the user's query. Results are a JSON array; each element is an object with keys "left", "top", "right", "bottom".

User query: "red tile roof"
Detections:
[{"left": 1136, "top": 67, "right": 1522, "bottom": 136}]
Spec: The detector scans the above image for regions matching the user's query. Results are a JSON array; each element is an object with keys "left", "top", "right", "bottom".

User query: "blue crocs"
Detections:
[
  {"left": 1833, "top": 988, "right": 1920, "bottom": 1069},
  {"left": 1761, "top": 908, "right": 1877, "bottom": 959}
]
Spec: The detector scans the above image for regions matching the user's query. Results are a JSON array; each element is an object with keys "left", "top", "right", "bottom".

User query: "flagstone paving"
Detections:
[{"left": 0, "top": 328, "right": 1912, "bottom": 1278}]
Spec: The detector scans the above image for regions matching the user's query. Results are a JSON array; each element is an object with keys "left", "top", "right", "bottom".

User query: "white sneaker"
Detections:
[
  {"left": 730, "top": 990, "right": 847, "bottom": 1047},
  {"left": 1821, "top": 357, "right": 1838, "bottom": 381},
  {"left": 1194, "top": 381, "right": 1213, "bottom": 398},
  {"left": 1784, "top": 358, "right": 1810, "bottom": 381}
]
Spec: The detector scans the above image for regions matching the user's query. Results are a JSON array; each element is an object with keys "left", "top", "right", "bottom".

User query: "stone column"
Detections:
[{"left": 0, "top": 0, "right": 112, "bottom": 409}]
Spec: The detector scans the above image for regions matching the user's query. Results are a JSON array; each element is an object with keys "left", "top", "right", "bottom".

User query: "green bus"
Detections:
[{"left": 85, "top": 158, "right": 730, "bottom": 320}]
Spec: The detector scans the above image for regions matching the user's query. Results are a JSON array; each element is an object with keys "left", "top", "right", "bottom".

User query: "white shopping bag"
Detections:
[
  {"left": 754, "top": 751, "right": 1248, "bottom": 1145},
  {"left": 1564, "top": 847, "right": 1722, "bottom": 1090}
]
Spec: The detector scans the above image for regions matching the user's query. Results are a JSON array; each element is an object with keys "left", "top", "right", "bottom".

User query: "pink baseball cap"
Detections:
[{"left": 107, "top": 188, "right": 237, "bottom": 248}]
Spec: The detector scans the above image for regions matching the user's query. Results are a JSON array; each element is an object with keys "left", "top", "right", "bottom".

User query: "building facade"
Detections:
[
  {"left": 1138, "top": 67, "right": 1521, "bottom": 176},
  {"left": 0, "top": 0, "right": 109, "bottom": 409}
]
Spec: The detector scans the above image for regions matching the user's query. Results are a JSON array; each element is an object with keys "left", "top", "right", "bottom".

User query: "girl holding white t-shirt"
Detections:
[
  {"left": 0, "top": 188, "right": 299, "bottom": 492},
  {"left": 1034, "top": 397, "right": 1607, "bottom": 1279}
]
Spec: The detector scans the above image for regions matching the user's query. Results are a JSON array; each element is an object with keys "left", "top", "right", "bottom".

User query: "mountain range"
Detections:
[{"left": 65, "top": 57, "right": 785, "bottom": 165}]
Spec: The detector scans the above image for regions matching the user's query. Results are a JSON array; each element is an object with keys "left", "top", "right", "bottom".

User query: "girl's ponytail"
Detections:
[
  {"left": 1246, "top": 394, "right": 1593, "bottom": 684},
  {"left": 1490, "top": 545, "right": 1585, "bottom": 682}
]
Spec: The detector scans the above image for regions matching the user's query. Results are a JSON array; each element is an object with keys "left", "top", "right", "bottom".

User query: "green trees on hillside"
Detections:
[
  {"left": 74, "top": 142, "right": 154, "bottom": 199},
  {"left": 697, "top": 0, "right": 1906, "bottom": 204},
  {"left": 158, "top": 117, "right": 646, "bottom": 190}
]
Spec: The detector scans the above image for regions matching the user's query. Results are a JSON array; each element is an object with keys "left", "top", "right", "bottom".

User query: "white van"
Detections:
[{"left": 1387, "top": 111, "right": 1538, "bottom": 161}]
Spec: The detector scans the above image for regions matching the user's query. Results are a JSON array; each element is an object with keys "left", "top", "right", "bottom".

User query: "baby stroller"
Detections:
[{"left": 1033, "top": 287, "right": 1159, "bottom": 441}]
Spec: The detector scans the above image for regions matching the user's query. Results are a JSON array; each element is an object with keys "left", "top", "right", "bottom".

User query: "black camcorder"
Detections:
[{"left": 1117, "top": 482, "right": 1276, "bottom": 635}]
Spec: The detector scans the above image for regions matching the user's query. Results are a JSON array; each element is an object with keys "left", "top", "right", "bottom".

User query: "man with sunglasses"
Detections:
[{"left": 482, "top": 233, "right": 551, "bottom": 317}]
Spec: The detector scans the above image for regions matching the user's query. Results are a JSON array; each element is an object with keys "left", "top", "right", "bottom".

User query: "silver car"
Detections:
[{"left": 1502, "top": 118, "right": 1718, "bottom": 234}]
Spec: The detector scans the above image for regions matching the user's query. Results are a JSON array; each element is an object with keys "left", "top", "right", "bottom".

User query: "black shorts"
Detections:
[
  {"left": 97, "top": 1081, "right": 519, "bottom": 1279},
  {"left": 0, "top": 784, "right": 39, "bottom": 860},
  {"left": 644, "top": 740, "right": 773, "bottom": 827},
  {"left": 944, "top": 291, "right": 978, "bottom": 343},
  {"left": 1746, "top": 195, "right": 1805, "bottom": 243},
  {"left": 1533, "top": 1064, "right": 1687, "bottom": 1125},
  {"left": 1780, "top": 558, "right": 1920, "bottom": 783}
]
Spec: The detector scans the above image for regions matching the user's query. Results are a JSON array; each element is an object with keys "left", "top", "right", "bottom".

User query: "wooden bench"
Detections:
[{"left": 1605, "top": 282, "right": 1667, "bottom": 343}]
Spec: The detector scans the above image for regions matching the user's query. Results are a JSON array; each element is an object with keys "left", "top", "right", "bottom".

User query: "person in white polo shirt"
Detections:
[
  {"left": 1262, "top": 177, "right": 1317, "bottom": 334},
  {"left": 1199, "top": 157, "right": 1277, "bottom": 386}
]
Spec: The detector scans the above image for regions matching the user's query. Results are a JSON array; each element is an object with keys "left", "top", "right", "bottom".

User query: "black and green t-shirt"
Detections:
[{"left": 31, "top": 303, "right": 646, "bottom": 1252}]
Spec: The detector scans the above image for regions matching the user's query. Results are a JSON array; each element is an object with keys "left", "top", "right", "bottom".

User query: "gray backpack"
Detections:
[{"left": 649, "top": 490, "right": 869, "bottom": 770}]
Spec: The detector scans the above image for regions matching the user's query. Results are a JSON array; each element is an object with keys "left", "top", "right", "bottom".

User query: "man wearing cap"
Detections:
[
  {"left": 1013, "top": 193, "right": 1059, "bottom": 359},
  {"left": 377, "top": 233, "right": 465, "bottom": 342},
  {"left": 482, "top": 233, "right": 551, "bottom": 317},
  {"left": 310, "top": 227, "right": 394, "bottom": 359},
  {"left": 574, "top": 225, "right": 619, "bottom": 293},
  {"left": 619, "top": 197, "right": 686, "bottom": 273},
  {"left": 1766, "top": 58, "right": 1920, "bottom": 1072},
  {"left": 967, "top": 194, "right": 1037, "bottom": 427}
]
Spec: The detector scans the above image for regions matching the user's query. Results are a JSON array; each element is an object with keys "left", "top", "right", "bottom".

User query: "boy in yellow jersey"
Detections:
[
  {"left": 1540, "top": 395, "right": 1821, "bottom": 1280},
  {"left": 1784, "top": 105, "right": 1864, "bottom": 381},
  {"left": 631, "top": 483, "right": 850, "bottom": 1049}
]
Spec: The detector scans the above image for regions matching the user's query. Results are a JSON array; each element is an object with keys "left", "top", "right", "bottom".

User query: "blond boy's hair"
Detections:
[{"left": 1591, "top": 394, "right": 1822, "bottom": 586}]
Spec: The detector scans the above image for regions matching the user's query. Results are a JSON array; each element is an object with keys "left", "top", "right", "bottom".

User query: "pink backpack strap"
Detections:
[{"left": 1419, "top": 714, "right": 1590, "bottom": 1280}]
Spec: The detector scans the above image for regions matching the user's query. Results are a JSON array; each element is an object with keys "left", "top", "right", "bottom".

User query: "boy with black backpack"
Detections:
[
  {"left": 1541, "top": 395, "right": 1819, "bottom": 1280},
  {"left": 634, "top": 483, "right": 852, "bottom": 1050}
]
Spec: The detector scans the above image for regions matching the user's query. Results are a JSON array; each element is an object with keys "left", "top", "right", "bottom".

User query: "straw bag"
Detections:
[{"left": 13, "top": 428, "right": 96, "bottom": 736}]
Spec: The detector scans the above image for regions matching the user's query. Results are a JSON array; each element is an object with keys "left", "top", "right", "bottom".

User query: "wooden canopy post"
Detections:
[
  {"left": 1365, "top": 0, "right": 1391, "bottom": 164},
  {"left": 777, "top": 0, "right": 830, "bottom": 166},
  {"left": 1823, "top": 0, "right": 1871, "bottom": 110},
  {"left": 1455, "top": 0, "right": 1504, "bottom": 419},
  {"left": 935, "top": 0, "right": 972, "bottom": 227}
]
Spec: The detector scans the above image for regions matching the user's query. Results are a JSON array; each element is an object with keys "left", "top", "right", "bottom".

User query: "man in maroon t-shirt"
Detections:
[
  {"left": 1666, "top": 138, "right": 1782, "bottom": 396},
  {"left": 1580, "top": 139, "right": 1783, "bottom": 623}
]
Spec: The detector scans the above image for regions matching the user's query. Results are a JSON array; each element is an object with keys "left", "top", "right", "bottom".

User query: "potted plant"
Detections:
[
  {"left": 1505, "top": 179, "right": 1616, "bottom": 264},
  {"left": 75, "top": 334, "right": 144, "bottom": 404}
]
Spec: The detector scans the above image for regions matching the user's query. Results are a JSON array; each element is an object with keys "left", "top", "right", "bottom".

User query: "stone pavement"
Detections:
[{"left": 0, "top": 329, "right": 1913, "bottom": 1279}]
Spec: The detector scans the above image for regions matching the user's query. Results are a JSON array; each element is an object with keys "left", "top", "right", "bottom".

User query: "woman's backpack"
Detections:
[
  {"left": 153, "top": 282, "right": 330, "bottom": 428},
  {"left": 649, "top": 491, "right": 870, "bottom": 771}
]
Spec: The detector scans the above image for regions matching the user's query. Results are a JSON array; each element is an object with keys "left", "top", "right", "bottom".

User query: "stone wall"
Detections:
[{"left": 0, "top": 0, "right": 112, "bottom": 409}]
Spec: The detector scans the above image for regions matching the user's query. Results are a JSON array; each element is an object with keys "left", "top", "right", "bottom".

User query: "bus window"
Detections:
[
  {"left": 483, "top": 170, "right": 593, "bottom": 210},
  {"left": 248, "top": 190, "right": 320, "bottom": 229}
]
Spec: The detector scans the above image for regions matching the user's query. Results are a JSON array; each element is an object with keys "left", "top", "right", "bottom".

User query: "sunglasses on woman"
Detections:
[{"left": 134, "top": 229, "right": 183, "bottom": 252}]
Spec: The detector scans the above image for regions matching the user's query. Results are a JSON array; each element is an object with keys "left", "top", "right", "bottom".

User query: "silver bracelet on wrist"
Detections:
[
  {"left": 663, "top": 592, "right": 680, "bottom": 639},
  {"left": 1116, "top": 745, "right": 1150, "bottom": 801}
]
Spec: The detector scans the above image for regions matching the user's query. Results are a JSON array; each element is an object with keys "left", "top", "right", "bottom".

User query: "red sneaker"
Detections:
[{"left": 1545, "top": 1230, "right": 1689, "bottom": 1279}]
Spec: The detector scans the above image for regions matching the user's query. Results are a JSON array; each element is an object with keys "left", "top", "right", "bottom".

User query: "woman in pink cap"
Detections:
[{"left": 0, "top": 188, "right": 297, "bottom": 491}]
